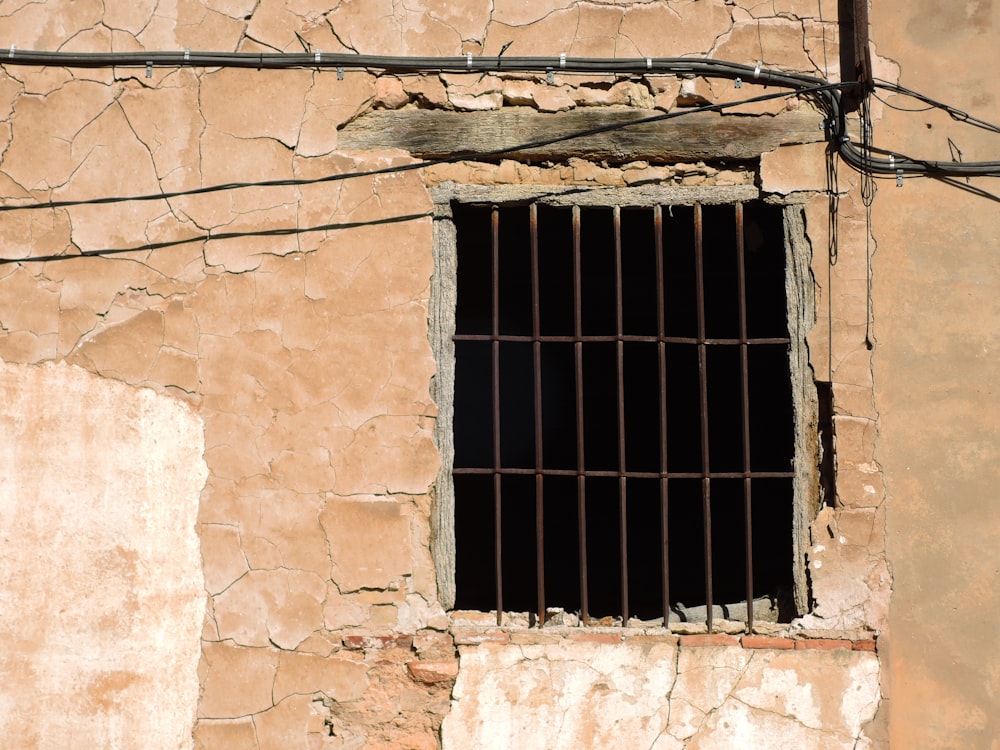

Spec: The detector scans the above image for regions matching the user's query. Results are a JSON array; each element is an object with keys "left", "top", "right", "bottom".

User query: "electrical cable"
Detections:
[
  {"left": 0, "top": 83, "right": 846, "bottom": 263},
  {"left": 0, "top": 211, "right": 433, "bottom": 265},
  {"left": 872, "top": 79, "right": 1000, "bottom": 135},
  {"left": 0, "top": 48, "right": 995, "bottom": 234},
  {"left": 0, "top": 82, "right": 845, "bottom": 215},
  {"left": 3, "top": 47, "right": 1000, "bottom": 178}
]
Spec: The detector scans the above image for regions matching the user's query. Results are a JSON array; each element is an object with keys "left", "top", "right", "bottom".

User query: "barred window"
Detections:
[{"left": 437, "top": 195, "right": 811, "bottom": 630}]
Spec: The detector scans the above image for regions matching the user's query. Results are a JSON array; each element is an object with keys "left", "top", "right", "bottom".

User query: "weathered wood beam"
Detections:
[{"left": 338, "top": 108, "right": 826, "bottom": 163}]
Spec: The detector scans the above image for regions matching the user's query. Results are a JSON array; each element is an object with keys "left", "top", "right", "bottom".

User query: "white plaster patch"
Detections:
[
  {"left": 0, "top": 361, "right": 207, "bottom": 749},
  {"left": 735, "top": 667, "right": 821, "bottom": 729},
  {"left": 446, "top": 643, "right": 881, "bottom": 750},
  {"left": 840, "top": 658, "right": 882, "bottom": 736},
  {"left": 443, "top": 640, "right": 677, "bottom": 750}
]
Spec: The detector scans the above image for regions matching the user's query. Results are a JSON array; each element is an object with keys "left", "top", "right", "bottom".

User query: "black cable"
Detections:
[
  {"left": 873, "top": 79, "right": 1000, "bottom": 135},
  {"left": 0, "top": 211, "right": 433, "bottom": 265},
  {"left": 0, "top": 49, "right": 997, "bottom": 196},
  {"left": 871, "top": 90, "right": 935, "bottom": 114},
  {"left": 0, "top": 48, "right": 825, "bottom": 87},
  {"left": 0, "top": 83, "right": 844, "bottom": 214}
]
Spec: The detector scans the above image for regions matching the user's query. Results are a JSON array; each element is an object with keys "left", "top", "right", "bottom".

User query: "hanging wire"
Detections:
[{"left": 859, "top": 92, "right": 877, "bottom": 351}]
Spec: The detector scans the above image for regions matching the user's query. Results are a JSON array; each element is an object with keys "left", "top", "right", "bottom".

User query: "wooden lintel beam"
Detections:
[{"left": 338, "top": 108, "right": 826, "bottom": 163}]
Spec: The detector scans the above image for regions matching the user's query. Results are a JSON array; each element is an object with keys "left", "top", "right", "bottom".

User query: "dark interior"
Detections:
[{"left": 452, "top": 200, "right": 796, "bottom": 621}]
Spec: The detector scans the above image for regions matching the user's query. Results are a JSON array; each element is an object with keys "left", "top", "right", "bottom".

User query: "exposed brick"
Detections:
[
  {"left": 679, "top": 634, "right": 740, "bottom": 648},
  {"left": 413, "top": 630, "right": 455, "bottom": 654},
  {"left": 407, "top": 659, "right": 459, "bottom": 683},
  {"left": 341, "top": 634, "right": 413, "bottom": 650},
  {"left": 741, "top": 636, "right": 795, "bottom": 650},
  {"left": 853, "top": 639, "right": 878, "bottom": 652},
  {"left": 508, "top": 631, "right": 560, "bottom": 645},
  {"left": 793, "top": 638, "right": 852, "bottom": 651},
  {"left": 625, "top": 634, "right": 679, "bottom": 647},
  {"left": 566, "top": 632, "right": 623, "bottom": 644},
  {"left": 453, "top": 631, "right": 510, "bottom": 646}
]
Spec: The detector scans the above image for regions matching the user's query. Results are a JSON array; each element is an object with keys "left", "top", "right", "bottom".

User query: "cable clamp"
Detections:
[
  {"left": 146, "top": 60, "right": 153, "bottom": 78},
  {"left": 315, "top": 50, "right": 322, "bottom": 64},
  {"left": 337, "top": 66, "right": 344, "bottom": 80},
  {"left": 888, "top": 154, "right": 895, "bottom": 170},
  {"left": 184, "top": 48, "right": 190, "bottom": 62},
  {"left": 646, "top": 57, "right": 652, "bottom": 71},
  {"left": 734, "top": 76, "right": 742, "bottom": 89},
  {"left": 467, "top": 52, "right": 473, "bottom": 70},
  {"left": 753, "top": 60, "right": 762, "bottom": 79},
  {"left": 896, "top": 169, "right": 903, "bottom": 187},
  {"left": 559, "top": 52, "right": 566, "bottom": 69},
  {"left": 7, "top": 45, "right": 14, "bottom": 59}
]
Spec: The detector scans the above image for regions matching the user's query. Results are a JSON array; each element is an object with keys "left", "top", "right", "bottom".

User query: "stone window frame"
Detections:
[{"left": 428, "top": 183, "right": 820, "bottom": 621}]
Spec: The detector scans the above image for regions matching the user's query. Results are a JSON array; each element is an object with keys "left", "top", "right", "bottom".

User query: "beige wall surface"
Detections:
[
  {"left": 871, "top": 3, "right": 1000, "bottom": 748},
  {"left": 0, "top": 0, "right": 994, "bottom": 747},
  {"left": 0, "top": 362, "right": 207, "bottom": 748}
]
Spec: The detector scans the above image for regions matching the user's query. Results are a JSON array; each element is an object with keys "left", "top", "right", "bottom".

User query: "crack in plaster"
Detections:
[
  {"left": 727, "top": 692, "right": 861, "bottom": 744},
  {"left": 675, "top": 650, "right": 756, "bottom": 744}
]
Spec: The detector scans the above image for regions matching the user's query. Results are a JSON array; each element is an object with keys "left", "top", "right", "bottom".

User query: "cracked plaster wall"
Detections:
[
  {"left": 442, "top": 636, "right": 880, "bottom": 750},
  {"left": 0, "top": 1, "right": 901, "bottom": 748}
]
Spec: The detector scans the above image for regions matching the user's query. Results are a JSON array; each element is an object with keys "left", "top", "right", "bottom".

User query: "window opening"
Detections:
[{"left": 450, "top": 199, "right": 798, "bottom": 630}]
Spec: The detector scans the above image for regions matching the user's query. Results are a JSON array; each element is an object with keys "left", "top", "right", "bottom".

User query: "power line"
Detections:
[
  {"left": 0, "top": 83, "right": 843, "bottom": 215},
  {"left": 0, "top": 51, "right": 997, "bottom": 264}
]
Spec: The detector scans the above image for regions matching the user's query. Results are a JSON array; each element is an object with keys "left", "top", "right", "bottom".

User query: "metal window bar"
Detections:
[
  {"left": 735, "top": 203, "right": 756, "bottom": 633},
  {"left": 573, "top": 205, "right": 590, "bottom": 624},
  {"left": 530, "top": 203, "right": 546, "bottom": 625},
  {"left": 614, "top": 206, "right": 630, "bottom": 624},
  {"left": 454, "top": 201, "right": 793, "bottom": 630},
  {"left": 693, "top": 203, "right": 715, "bottom": 633},
  {"left": 654, "top": 205, "right": 670, "bottom": 626},
  {"left": 491, "top": 205, "right": 503, "bottom": 627}
]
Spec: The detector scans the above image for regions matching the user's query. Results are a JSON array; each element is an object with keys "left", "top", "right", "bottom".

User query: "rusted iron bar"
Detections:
[
  {"left": 530, "top": 203, "right": 546, "bottom": 626},
  {"left": 614, "top": 206, "right": 629, "bottom": 625},
  {"left": 735, "top": 203, "right": 755, "bottom": 633},
  {"left": 491, "top": 205, "right": 503, "bottom": 627},
  {"left": 654, "top": 205, "right": 671, "bottom": 626},
  {"left": 693, "top": 203, "right": 714, "bottom": 634},
  {"left": 573, "top": 205, "right": 590, "bottom": 624},
  {"left": 455, "top": 333, "right": 790, "bottom": 345}
]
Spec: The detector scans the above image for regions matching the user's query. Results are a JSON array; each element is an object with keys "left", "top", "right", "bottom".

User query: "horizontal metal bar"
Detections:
[
  {"left": 454, "top": 468, "right": 795, "bottom": 479},
  {"left": 454, "top": 334, "right": 791, "bottom": 345}
]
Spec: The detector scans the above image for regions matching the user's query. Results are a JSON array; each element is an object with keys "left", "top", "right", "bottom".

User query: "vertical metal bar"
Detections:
[
  {"left": 530, "top": 203, "right": 546, "bottom": 626},
  {"left": 735, "top": 203, "right": 755, "bottom": 633},
  {"left": 491, "top": 206, "right": 503, "bottom": 627},
  {"left": 655, "top": 205, "right": 670, "bottom": 626},
  {"left": 614, "top": 206, "right": 629, "bottom": 625},
  {"left": 573, "top": 205, "right": 589, "bottom": 624},
  {"left": 694, "top": 203, "right": 714, "bottom": 633}
]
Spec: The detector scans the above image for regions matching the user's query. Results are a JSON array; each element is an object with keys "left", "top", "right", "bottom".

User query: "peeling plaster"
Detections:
[{"left": 0, "top": 1, "right": 898, "bottom": 747}]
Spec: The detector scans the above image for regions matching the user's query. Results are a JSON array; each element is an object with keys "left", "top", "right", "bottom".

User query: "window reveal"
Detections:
[{"left": 450, "top": 200, "right": 797, "bottom": 630}]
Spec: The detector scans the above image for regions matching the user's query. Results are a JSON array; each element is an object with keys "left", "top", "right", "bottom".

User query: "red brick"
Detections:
[
  {"left": 452, "top": 631, "right": 510, "bottom": 646},
  {"left": 853, "top": 639, "right": 878, "bottom": 652},
  {"left": 793, "top": 638, "right": 852, "bottom": 651},
  {"left": 626, "top": 634, "right": 679, "bottom": 647},
  {"left": 406, "top": 659, "right": 459, "bottom": 683},
  {"left": 566, "top": 632, "right": 623, "bottom": 644},
  {"left": 741, "top": 636, "right": 795, "bottom": 650},
  {"left": 413, "top": 631, "right": 454, "bottom": 653},
  {"left": 679, "top": 634, "right": 740, "bottom": 648},
  {"left": 341, "top": 634, "right": 413, "bottom": 650}
]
